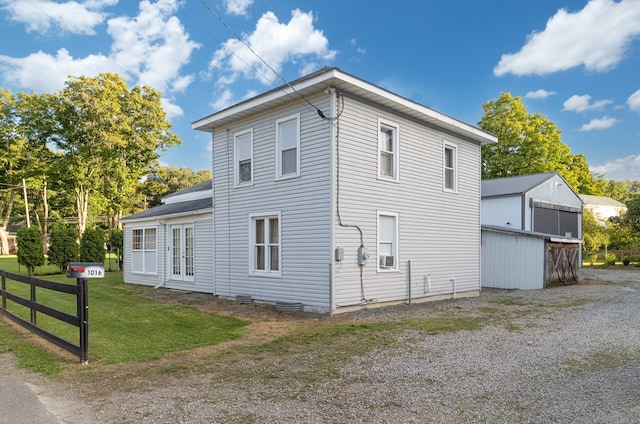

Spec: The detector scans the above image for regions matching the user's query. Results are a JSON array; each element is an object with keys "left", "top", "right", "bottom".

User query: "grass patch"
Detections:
[
  {"left": 490, "top": 297, "right": 529, "bottom": 306},
  {"left": 0, "top": 257, "right": 249, "bottom": 369},
  {"left": 0, "top": 324, "right": 63, "bottom": 376},
  {"left": 564, "top": 349, "right": 640, "bottom": 374}
]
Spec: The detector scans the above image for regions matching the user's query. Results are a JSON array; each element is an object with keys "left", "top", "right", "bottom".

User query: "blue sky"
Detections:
[{"left": 1, "top": 0, "right": 639, "bottom": 181}]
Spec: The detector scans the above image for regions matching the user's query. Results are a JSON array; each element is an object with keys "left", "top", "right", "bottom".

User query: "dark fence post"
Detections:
[
  {"left": 77, "top": 277, "right": 89, "bottom": 364},
  {"left": 30, "top": 276, "right": 37, "bottom": 325}
]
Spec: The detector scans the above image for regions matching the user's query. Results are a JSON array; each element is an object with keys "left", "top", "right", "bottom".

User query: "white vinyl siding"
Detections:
[
  {"left": 378, "top": 119, "right": 399, "bottom": 181},
  {"left": 333, "top": 95, "right": 481, "bottom": 308},
  {"left": 131, "top": 228, "right": 157, "bottom": 274},
  {"left": 212, "top": 95, "right": 332, "bottom": 308},
  {"left": 234, "top": 129, "right": 253, "bottom": 186},
  {"left": 443, "top": 141, "right": 458, "bottom": 192},
  {"left": 276, "top": 114, "right": 300, "bottom": 179}
]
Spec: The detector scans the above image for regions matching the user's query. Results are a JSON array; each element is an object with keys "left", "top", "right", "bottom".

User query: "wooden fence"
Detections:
[{"left": 0, "top": 270, "right": 88, "bottom": 363}]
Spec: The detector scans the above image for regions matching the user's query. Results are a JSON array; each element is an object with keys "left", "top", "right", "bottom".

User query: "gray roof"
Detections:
[
  {"left": 579, "top": 194, "right": 625, "bottom": 208},
  {"left": 121, "top": 197, "right": 212, "bottom": 222},
  {"left": 481, "top": 172, "right": 558, "bottom": 198},
  {"left": 163, "top": 179, "right": 212, "bottom": 199}
]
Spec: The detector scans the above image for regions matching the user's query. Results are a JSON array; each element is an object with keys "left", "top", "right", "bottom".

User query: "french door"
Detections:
[{"left": 170, "top": 224, "right": 194, "bottom": 282}]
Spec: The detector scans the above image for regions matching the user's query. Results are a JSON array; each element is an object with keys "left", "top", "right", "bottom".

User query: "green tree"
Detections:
[
  {"left": 16, "top": 226, "right": 44, "bottom": 275},
  {"left": 107, "top": 229, "right": 124, "bottom": 271},
  {"left": 52, "top": 73, "right": 181, "bottom": 236},
  {"left": 582, "top": 209, "right": 608, "bottom": 251},
  {"left": 136, "top": 166, "right": 211, "bottom": 210},
  {"left": 79, "top": 227, "right": 105, "bottom": 263},
  {"left": 479, "top": 93, "right": 599, "bottom": 194},
  {"left": 47, "top": 225, "right": 79, "bottom": 273}
]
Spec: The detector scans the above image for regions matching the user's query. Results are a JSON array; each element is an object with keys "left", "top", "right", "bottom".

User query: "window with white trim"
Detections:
[
  {"left": 234, "top": 129, "right": 253, "bottom": 186},
  {"left": 250, "top": 213, "right": 281, "bottom": 275},
  {"left": 276, "top": 114, "right": 300, "bottom": 179},
  {"left": 132, "top": 227, "right": 157, "bottom": 274},
  {"left": 443, "top": 142, "right": 458, "bottom": 192},
  {"left": 378, "top": 120, "right": 399, "bottom": 180},
  {"left": 377, "top": 212, "right": 398, "bottom": 271}
]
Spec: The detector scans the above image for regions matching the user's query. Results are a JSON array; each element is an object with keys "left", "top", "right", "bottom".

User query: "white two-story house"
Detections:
[{"left": 187, "top": 67, "right": 497, "bottom": 313}]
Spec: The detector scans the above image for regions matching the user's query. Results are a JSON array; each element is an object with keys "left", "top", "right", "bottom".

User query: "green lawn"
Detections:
[{"left": 0, "top": 256, "right": 249, "bottom": 374}]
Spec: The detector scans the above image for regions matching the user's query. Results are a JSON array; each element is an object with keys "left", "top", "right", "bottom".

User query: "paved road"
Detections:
[{"left": 0, "top": 353, "right": 61, "bottom": 424}]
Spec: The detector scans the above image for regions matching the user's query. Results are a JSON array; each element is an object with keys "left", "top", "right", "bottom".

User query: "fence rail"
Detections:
[{"left": 0, "top": 270, "right": 88, "bottom": 363}]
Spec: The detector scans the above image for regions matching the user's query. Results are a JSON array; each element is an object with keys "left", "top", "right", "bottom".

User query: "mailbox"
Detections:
[{"left": 68, "top": 262, "right": 105, "bottom": 279}]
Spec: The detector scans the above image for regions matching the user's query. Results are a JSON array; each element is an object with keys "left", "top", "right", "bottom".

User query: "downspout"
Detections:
[
  {"left": 329, "top": 88, "right": 336, "bottom": 316},
  {"left": 154, "top": 219, "right": 167, "bottom": 289},
  {"left": 424, "top": 273, "right": 431, "bottom": 294},
  {"left": 451, "top": 277, "right": 457, "bottom": 299}
]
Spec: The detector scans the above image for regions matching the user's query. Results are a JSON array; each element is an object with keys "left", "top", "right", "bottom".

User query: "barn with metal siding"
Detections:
[{"left": 481, "top": 172, "right": 583, "bottom": 290}]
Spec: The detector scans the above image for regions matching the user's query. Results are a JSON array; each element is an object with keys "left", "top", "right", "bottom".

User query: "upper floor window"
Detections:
[
  {"left": 443, "top": 142, "right": 458, "bottom": 192},
  {"left": 276, "top": 114, "right": 300, "bottom": 179},
  {"left": 132, "top": 227, "right": 157, "bottom": 274},
  {"left": 378, "top": 120, "right": 399, "bottom": 181},
  {"left": 234, "top": 129, "right": 253, "bottom": 186},
  {"left": 250, "top": 212, "right": 281, "bottom": 276},
  {"left": 377, "top": 211, "right": 399, "bottom": 271}
]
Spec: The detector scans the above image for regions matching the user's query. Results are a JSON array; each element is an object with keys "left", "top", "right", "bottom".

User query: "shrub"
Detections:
[
  {"left": 604, "top": 253, "right": 617, "bottom": 266},
  {"left": 80, "top": 228, "right": 105, "bottom": 263},
  {"left": 47, "top": 225, "right": 79, "bottom": 273},
  {"left": 623, "top": 257, "right": 631, "bottom": 266},
  {"left": 16, "top": 226, "right": 45, "bottom": 275},
  {"left": 584, "top": 251, "right": 598, "bottom": 265}
]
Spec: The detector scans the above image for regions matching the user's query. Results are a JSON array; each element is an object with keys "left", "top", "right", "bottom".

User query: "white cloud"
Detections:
[
  {"left": 209, "top": 9, "right": 336, "bottom": 86},
  {"left": 224, "top": 0, "right": 253, "bottom": 16},
  {"left": 578, "top": 116, "right": 619, "bottom": 131},
  {"left": 591, "top": 155, "right": 640, "bottom": 181},
  {"left": 108, "top": 0, "right": 200, "bottom": 94},
  {"left": 161, "top": 97, "right": 184, "bottom": 120},
  {"left": 0, "top": 48, "right": 117, "bottom": 93},
  {"left": 211, "top": 88, "right": 234, "bottom": 110},
  {"left": 563, "top": 94, "right": 613, "bottom": 112},
  {"left": 0, "top": 0, "right": 117, "bottom": 34},
  {"left": 524, "top": 89, "right": 555, "bottom": 100},
  {"left": 494, "top": 0, "right": 640, "bottom": 76},
  {"left": 0, "top": 0, "right": 199, "bottom": 118},
  {"left": 628, "top": 89, "right": 640, "bottom": 113}
]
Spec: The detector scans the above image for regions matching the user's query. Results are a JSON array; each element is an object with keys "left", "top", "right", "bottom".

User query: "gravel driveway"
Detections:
[{"left": 22, "top": 268, "right": 640, "bottom": 423}]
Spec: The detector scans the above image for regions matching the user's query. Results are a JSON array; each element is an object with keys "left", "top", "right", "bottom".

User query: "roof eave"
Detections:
[{"left": 192, "top": 68, "right": 497, "bottom": 145}]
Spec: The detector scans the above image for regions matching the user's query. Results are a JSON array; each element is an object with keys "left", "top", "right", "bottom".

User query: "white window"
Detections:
[
  {"left": 250, "top": 212, "right": 281, "bottom": 275},
  {"left": 234, "top": 129, "right": 253, "bottom": 186},
  {"left": 276, "top": 114, "right": 300, "bottom": 179},
  {"left": 377, "top": 212, "right": 398, "bottom": 271},
  {"left": 132, "top": 227, "right": 157, "bottom": 274},
  {"left": 378, "top": 120, "right": 399, "bottom": 181},
  {"left": 443, "top": 142, "right": 458, "bottom": 192}
]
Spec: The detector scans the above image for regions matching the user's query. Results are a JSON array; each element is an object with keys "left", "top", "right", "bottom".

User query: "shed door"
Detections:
[{"left": 170, "top": 224, "right": 194, "bottom": 282}]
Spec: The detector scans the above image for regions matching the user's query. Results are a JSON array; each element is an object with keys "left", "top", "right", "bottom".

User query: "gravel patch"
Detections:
[{"left": 30, "top": 268, "right": 640, "bottom": 423}]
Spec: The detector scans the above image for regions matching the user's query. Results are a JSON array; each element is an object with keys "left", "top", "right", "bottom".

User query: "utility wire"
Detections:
[{"left": 199, "top": 0, "right": 338, "bottom": 121}]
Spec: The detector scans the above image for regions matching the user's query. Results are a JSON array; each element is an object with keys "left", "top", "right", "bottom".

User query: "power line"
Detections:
[{"left": 198, "top": 0, "right": 336, "bottom": 120}]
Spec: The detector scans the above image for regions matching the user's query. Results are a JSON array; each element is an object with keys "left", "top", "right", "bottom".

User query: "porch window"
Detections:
[{"left": 132, "top": 227, "right": 157, "bottom": 274}]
